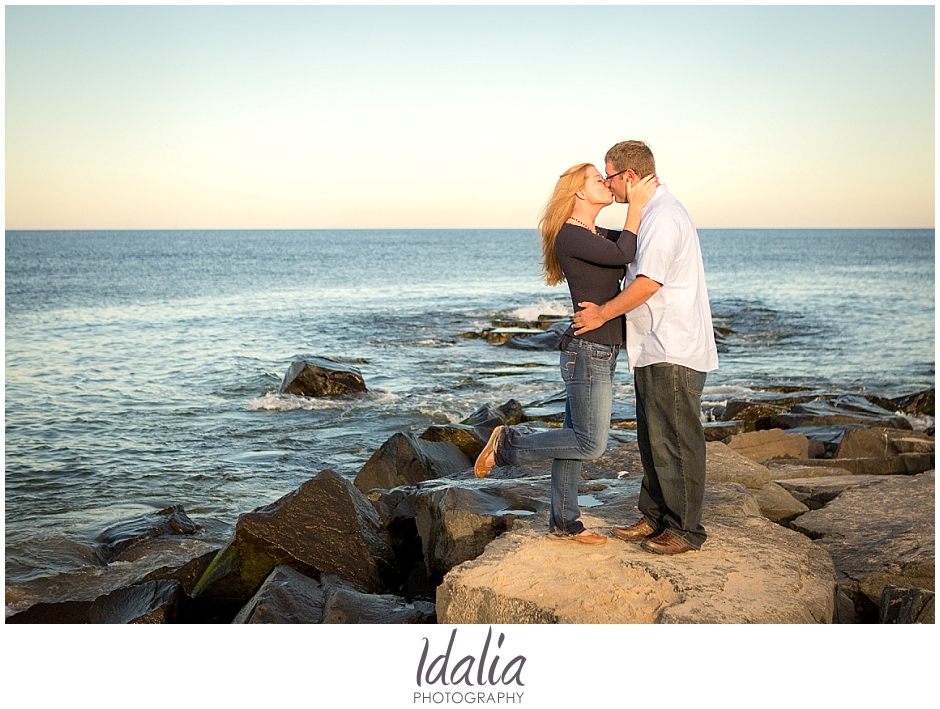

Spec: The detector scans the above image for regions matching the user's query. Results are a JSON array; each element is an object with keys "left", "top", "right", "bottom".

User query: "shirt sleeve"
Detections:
[
  {"left": 634, "top": 212, "right": 679, "bottom": 285},
  {"left": 556, "top": 226, "right": 637, "bottom": 266}
]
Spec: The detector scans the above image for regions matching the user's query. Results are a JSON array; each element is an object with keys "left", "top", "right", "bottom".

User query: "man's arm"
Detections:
[{"left": 572, "top": 275, "right": 661, "bottom": 336}]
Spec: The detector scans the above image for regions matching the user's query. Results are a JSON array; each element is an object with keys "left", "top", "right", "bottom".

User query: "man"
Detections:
[{"left": 573, "top": 140, "right": 718, "bottom": 554}]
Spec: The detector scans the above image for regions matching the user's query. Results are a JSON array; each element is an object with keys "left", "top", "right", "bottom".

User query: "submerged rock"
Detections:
[
  {"left": 891, "top": 388, "right": 934, "bottom": 417},
  {"left": 278, "top": 357, "right": 367, "bottom": 397},
  {"left": 505, "top": 321, "right": 570, "bottom": 351},
  {"left": 95, "top": 505, "right": 200, "bottom": 563}
]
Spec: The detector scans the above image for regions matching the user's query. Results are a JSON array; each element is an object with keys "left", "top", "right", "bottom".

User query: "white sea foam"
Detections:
[
  {"left": 246, "top": 390, "right": 401, "bottom": 412},
  {"left": 507, "top": 298, "right": 571, "bottom": 321}
]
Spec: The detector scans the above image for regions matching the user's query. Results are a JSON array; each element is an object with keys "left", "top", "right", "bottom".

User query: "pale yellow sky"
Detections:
[{"left": 5, "top": 5, "right": 935, "bottom": 230}]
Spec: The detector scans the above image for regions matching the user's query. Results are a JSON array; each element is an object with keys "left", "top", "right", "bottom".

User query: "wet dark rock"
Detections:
[
  {"left": 353, "top": 432, "right": 470, "bottom": 493},
  {"left": 704, "top": 421, "right": 746, "bottom": 441},
  {"left": 491, "top": 317, "right": 564, "bottom": 330},
  {"left": 459, "top": 399, "right": 525, "bottom": 437},
  {"left": 890, "top": 389, "right": 934, "bottom": 417},
  {"left": 321, "top": 584, "right": 436, "bottom": 624},
  {"left": 95, "top": 505, "right": 200, "bottom": 563},
  {"left": 193, "top": 469, "right": 397, "bottom": 607},
  {"left": 278, "top": 356, "right": 367, "bottom": 397},
  {"left": 878, "top": 585, "right": 935, "bottom": 624},
  {"left": 789, "top": 471, "right": 934, "bottom": 622},
  {"left": 136, "top": 549, "right": 221, "bottom": 595},
  {"left": 505, "top": 321, "right": 570, "bottom": 351},
  {"left": 769, "top": 399, "right": 912, "bottom": 431},
  {"left": 366, "top": 486, "right": 433, "bottom": 601},
  {"left": 6, "top": 600, "right": 93, "bottom": 624},
  {"left": 419, "top": 423, "right": 489, "bottom": 459},
  {"left": 233, "top": 566, "right": 436, "bottom": 624},
  {"left": 783, "top": 424, "right": 870, "bottom": 457},
  {"left": 523, "top": 391, "right": 636, "bottom": 425},
  {"left": 87, "top": 579, "right": 185, "bottom": 624},
  {"left": 702, "top": 402, "right": 728, "bottom": 421},
  {"left": 835, "top": 428, "right": 935, "bottom": 459},
  {"left": 722, "top": 401, "right": 788, "bottom": 429},
  {"left": 415, "top": 479, "right": 550, "bottom": 586}
]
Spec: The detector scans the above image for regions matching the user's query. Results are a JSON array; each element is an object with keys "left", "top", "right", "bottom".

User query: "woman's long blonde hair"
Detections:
[{"left": 538, "top": 163, "right": 593, "bottom": 286}]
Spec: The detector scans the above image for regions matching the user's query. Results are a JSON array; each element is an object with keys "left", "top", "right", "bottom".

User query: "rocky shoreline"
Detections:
[{"left": 8, "top": 357, "right": 934, "bottom": 624}]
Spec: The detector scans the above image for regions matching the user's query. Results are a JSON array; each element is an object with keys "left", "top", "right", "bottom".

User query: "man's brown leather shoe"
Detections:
[
  {"left": 611, "top": 518, "right": 656, "bottom": 541},
  {"left": 641, "top": 531, "right": 695, "bottom": 555}
]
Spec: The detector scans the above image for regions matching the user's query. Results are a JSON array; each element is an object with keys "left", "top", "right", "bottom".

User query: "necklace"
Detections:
[{"left": 568, "top": 217, "right": 598, "bottom": 235}]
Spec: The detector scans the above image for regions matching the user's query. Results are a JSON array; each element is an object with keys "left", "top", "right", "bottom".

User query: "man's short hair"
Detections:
[{"left": 605, "top": 141, "right": 656, "bottom": 178}]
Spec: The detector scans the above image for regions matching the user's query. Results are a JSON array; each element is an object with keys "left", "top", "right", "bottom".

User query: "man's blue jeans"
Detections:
[
  {"left": 495, "top": 337, "right": 618, "bottom": 535},
  {"left": 634, "top": 362, "right": 708, "bottom": 549}
]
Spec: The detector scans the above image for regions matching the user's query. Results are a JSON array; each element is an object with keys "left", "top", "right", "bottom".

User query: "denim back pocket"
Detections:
[
  {"left": 685, "top": 368, "right": 706, "bottom": 397},
  {"left": 560, "top": 350, "right": 578, "bottom": 381}
]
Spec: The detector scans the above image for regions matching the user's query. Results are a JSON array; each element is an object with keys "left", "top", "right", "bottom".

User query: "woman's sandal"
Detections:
[
  {"left": 573, "top": 530, "right": 607, "bottom": 545},
  {"left": 474, "top": 425, "right": 504, "bottom": 478}
]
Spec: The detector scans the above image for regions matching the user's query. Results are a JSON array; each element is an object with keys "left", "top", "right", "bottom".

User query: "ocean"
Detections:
[{"left": 4, "top": 228, "right": 935, "bottom": 614}]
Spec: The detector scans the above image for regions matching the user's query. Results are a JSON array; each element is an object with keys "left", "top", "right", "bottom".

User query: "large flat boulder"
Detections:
[
  {"left": 705, "top": 442, "right": 772, "bottom": 489},
  {"left": 437, "top": 513, "right": 836, "bottom": 624},
  {"left": 775, "top": 475, "right": 885, "bottom": 509},
  {"left": 354, "top": 432, "right": 470, "bottom": 493},
  {"left": 725, "top": 428, "right": 809, "bottom": 462},
  {"left": 278, "top": 357, "right": 367, "bottom": 397},
  {"left": 766, "top": 462, "right": 856, "bottom": 480},
  {"left": 789, "top": 471, "right": 934, "bottom": 621},
  {"left": 835, "top": 428, "right": 934, "bottom": 459},
  {"left": 193, "top": 469, "right": 397, "bottom": 606},
  {"left": 765, "top": 454, "right": 934, "bottom": 476}
]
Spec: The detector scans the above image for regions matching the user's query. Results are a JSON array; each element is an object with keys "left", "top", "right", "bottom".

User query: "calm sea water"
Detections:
[{"left": 4, "top": 228, "right": 935, "bottom": 613}]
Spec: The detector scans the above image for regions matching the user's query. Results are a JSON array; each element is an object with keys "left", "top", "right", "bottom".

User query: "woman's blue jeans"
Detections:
[{"left": 495, "top": 337, "right": 618, "bottom": 535}]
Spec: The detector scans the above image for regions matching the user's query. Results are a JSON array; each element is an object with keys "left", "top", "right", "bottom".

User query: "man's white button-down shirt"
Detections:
[{"left": 623, "top": 184, "right": 719, "bottom": 373}]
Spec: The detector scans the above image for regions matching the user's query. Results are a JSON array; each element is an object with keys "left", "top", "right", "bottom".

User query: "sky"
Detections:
[{"left": 4, "top": 4, "right": 936, "bottom": 230}]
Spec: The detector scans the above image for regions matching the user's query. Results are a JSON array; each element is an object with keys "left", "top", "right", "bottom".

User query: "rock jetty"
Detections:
[{"left": 9, "top": 386, "right": 933, "bottom": 624}]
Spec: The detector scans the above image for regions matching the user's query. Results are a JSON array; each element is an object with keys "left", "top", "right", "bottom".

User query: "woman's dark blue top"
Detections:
[{"left": 554, "top": 223, "right": 637, "bottom": 346}]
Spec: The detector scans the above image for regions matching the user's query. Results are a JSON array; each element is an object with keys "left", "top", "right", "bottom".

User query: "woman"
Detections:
[{"left": 474, "top": 163, "right": 657, "bottom": 544}]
